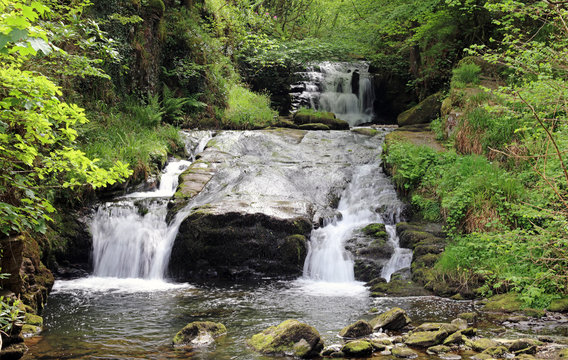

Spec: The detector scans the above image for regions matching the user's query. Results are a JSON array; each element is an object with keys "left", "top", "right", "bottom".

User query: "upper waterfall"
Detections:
[{"left": 291, "top": 62, "right": 375, "bottom": 127}]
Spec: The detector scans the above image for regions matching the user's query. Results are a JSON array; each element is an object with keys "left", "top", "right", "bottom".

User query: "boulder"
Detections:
[
  {"left": 471, "top": 338, "right": 499, "bottom": 352},
  {"left": 397, "top": 92, "right": 443, "bottom": 127},
  {"left": 341, "top": 340, "right": 373, "bottom": 358},
  {"left": 339, "top": 320, "right": 373, "bottom": 339},
  {"left": 172, "top": 321, "right": 227, "bottom": 347},
  {"left": 427, "top": 345, "right": 451, "bottom": 354},
  {"left": 299, "top": 123, "right": 331, "bottom": 131},
  {"left": 443, "top": 331, "right": 466, "bottom": 345},
  {"left": 404, "top": 330, "right": 448, "bottom": 347},
  {"left": 293, "top": 110, "right": 349, "bottom": 130},
  {"left": 370, "top": 308, "right": 411, "bottom": 331},
  {"left": 483, "top": 293, "right": 523, "bottom": 312},
  {"left": 351, "top": 128, "right": 379, "bottom": 136},
  {"left": 391, "top": 345, "right": 418, "bottom": 358},
  {"left": 169, "top": 129, "right": 389, "bottom": 280},
  {"left": 248, "top": 319, "right": 323, "bottom": 358}
]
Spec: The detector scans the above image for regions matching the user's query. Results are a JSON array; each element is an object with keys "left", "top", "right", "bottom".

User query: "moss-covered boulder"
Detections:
[
  {"left": 370, "top": 278, "right": 431, "bottom": 297},
  {"left": 549, "top": 298, "right": 568, "bottom": 312},
  {"left": 172, "top": 321, "right": 226, "bottom": 347},
  {"left": 341, "top": 340, "right": 373, "bottom": 358},
  {"left": 299, "top": 123, "right": 330, "bottom": 131},
  {"left": 482, "top": 345, "right": 509, "bottom": 357},
  {"left": 443, "top": 331, "right": 466, "bottom": 345},
  {"left": 427, "top": 345, "right": 451, "bottom": 354},
  {"left": 351, "top": 128, "right": 379, "bottom": 136},
  {"left": 369, "top": 307, "right": 410, "bottom": 331},
  {"left": 391, "top": 345, "right": 418, "bottom": 358},
  {"left": 339, "top": 320, "right": 373, "bottom": 339},
  {"left": 248, "top": 320, "right": 323, "bottom": 358},
  {"left": 293, "top": 109, "right": 349, "bottom": 130},
  {"left": 404, "top": 330, "right": 448, "bottom": 347},
  {"left": 397, "top": 92, "right": 443, "bottom": 127},
  {"left": 483, "top": 293, "right": 523, "bottom": 312},
  {"left": 471, "top": 338, "right": 499, "bottom": 352}
]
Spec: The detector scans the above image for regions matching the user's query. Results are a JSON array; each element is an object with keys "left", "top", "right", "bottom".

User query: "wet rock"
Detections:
[
  {"left": 451, "top": 318, "right": 468, "bottom": 330},
  {"left": 347, "top": 223, "right": 394, "bottom": 282},
  {"left": 341, "top": 340, "right": 373, "bottom": 358},
  {"left": 0, "top": 343, "right": 28, "bottom": 360},
  {"left": 170, "top": 129, "right": 389, "bottom": 280},
  {"left": 248, "top": 319, "right": 323, "bottom": 358},
  {"left": 482, "top": 345, "right": 508, "bottom": 357},
  {"left": 339, "top": 320, "right": 373, "bottom": 339},
  {"left": 370, "top": 307, "right": 411, "bottom": 331},
  {"left": 405, "top": 330, "right": 448, "bottom": 347},
  {"left": 508, "top": 339, "right": 538, "bottom": 353},
  {"left": 458, "top": 312, "right": 478, "bottom": 323},
  {"left": 470, "top": 338, "right": 499, "bottom": 352},
  {"left": 549, "top": 298, "right": 568, "bottom": 312},
  {"left": 427, "top": 344, "right": 451, "bottom": 354},
  {"left": 299, "top": 123, "right": 331, "bottom": 131},
  {"left": 397, "top": 92, "right": 443, "bottom": 127},
  {"left": 321, "top": 344, "right": 342, "bottom": 356},
  {"left": 462, "top": 327, "right": 477, "bottom": 336},
  {"left": 391, "top": 345, "right": 418, "bottom": 358},
  {"left": 293, "top": 110, "right": 349, "bottom": 130},
  {"left": 351, "top": 128, "right": 378, "bottom": 136},
  {"left": 443, "top": 331, "right": 466, "bottom": 345},
  {"left": 172, "top": 321, "right": 227, "bottom": 347},
  {"left": 370, "top": 278, "right": 432, "bottom": 297}
]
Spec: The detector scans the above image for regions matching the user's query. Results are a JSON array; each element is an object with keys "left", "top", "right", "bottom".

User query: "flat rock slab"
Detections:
[{"left": 168, "top": 129, "right": 388, "bottom": 280}]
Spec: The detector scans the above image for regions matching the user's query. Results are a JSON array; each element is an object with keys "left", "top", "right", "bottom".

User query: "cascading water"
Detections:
[
  {"left": 381, "top": 225, "right": 413, "bottom": 282},
  {"left": 90, "top": 131, "right": 212, "bottom": 281},
  {"left": 291, "top": 62, "right": 375, "bottom": 127}
]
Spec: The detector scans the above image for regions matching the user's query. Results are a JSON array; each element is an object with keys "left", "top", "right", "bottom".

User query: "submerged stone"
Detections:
[
  {"left": 248, "top": 319, "right": 323, "bottom": 358},
  {"left": 172, "top": 321, "right": 227, "bottom": 347}
]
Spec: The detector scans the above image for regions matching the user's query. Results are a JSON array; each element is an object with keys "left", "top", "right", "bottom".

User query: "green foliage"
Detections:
[
  {"left": 384, "top": 143, "right": 438, "bottom": 193},
  {"left": 223, "top": 85, "right": 277, "bottom": 129},
  {"left": 79, "top": 101, "right": 183, "bottom": 179},
  {"left": 452, "top": 63, "right": 481, "bottom": 87},
  {"left": 0, "top": 296, "right": 24, "bottom": 335}
]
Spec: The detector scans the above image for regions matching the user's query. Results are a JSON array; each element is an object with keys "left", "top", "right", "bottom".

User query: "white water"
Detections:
[
  {"left": 304, "top": 164, "right": 389, "bottom": 282},
  {"left": 381, "top": 225, "right": 413, "bottom": 282},
  {"left": 292, "top": 62, "right": 375, "bottom": 127},
  {"left": 69, "top": 131, "right": 213, "bottom": 290}
]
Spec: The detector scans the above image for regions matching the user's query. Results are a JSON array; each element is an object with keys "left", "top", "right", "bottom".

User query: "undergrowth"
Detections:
[{"left": 223, "top": 85, "right": 277, "bottom": 129}]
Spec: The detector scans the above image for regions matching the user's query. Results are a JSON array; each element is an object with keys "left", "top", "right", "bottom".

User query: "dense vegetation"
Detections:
[{"left": 0, "top": 0, "right": 567, "bottom": 327}]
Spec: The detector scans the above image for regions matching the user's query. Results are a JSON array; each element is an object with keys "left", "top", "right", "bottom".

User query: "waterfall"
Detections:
[
  {"left": 291, "top": 62, "right": 375, "bottom": 127},
  {"left": 381, "top": 225, "right": 413, "bottom": 282},
  {"left": 302, "top": 140, "right": 412, "bottom": 284},
  {"left": 90, "top": 131, "right": 212, "bottom": 280}
]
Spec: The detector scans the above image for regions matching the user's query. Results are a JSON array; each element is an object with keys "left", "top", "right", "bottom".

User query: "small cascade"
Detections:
[
  {"left": 90, "top": 131, "right": 212, "bottom": 280},
  {"left": 303, "top": 163, "right": 393, "bottom": 282},
  {"left": 381, "top": 225, "right": 413, "bottom": 282},
  {"left": 291, "top": 62, "right": 375, "bottom": 127}
]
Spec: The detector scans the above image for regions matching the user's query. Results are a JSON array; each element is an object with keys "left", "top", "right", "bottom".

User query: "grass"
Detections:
[
  {"left": 451, "top": 62, "right": 481, "bottom": 87},
  {"left": 223, "top": 84, "right": 277, "bottom": 129},
  {"left": 78, "top": 100, "right": 184, "bottom": 181}
]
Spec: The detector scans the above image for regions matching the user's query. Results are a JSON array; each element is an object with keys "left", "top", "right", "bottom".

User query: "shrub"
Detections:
[
  {"left": 452, "top": 63, "right": 481, "bottom": 87},
  {"left": 224, "top": 85, "right": 277, "bottom": 129}
]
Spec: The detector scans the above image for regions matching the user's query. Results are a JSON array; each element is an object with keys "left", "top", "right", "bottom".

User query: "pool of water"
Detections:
[{"left": 23, "top": 277, "right": 479, "bottom": 360}]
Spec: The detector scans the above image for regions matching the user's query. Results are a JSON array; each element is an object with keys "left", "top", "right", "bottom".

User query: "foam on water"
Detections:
[{"left": 52, "top": 277, "right": 193, "bottom": 294}]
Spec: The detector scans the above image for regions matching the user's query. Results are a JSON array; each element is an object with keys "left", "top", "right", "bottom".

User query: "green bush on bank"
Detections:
[
  {"left": 223, "top": 85, "right": 277, "bottom": 129},
  {"left": 78, "top": 100, "right": 183, "bottom": 181}
]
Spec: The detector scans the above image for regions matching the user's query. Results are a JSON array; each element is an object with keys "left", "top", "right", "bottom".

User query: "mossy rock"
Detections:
[
  {"left": 548, "top": 298, "right": 568, "bottom": 312},
  {"left": 443, "top": 331, "right": 466, "bottom": 345},
  {"left": 298, "top": 123, "right": 331, "bottom": 131},
  {"left": 361, "top": 223, "right": 387, "bottom": 239},
  {"left": 147, "top": 0, "right": 165, "bottom": 14},
  {"left": 339, "top": 320, "right": 373, "bottom": 339},
  {"left": 273, "top": 119, "right": 299, "bottom": 129},
  {"left": 370, "top": 279, "right": 431, "bottom": 297},
  {"left": 483, "top": 293, "right": 523, "bottom": 313},
  {"left": 391, "top": 345, "right": 418, "bottom": 358},
  {"left": 471, "top": 338, "right": 499, "bottom": 352},
  {"left": 172, "top": 321, "right": 227, "bottom": 347},
  {"left": 24, "top": 313, "right": 43, "bottom": 327},
  {"left": 426, "top": 344, "right": 451, "bottom": 354},
  {"left": 559, "top": 348, "right": 568, "bottom": 358},
  {"left": 247, "top": 319, "right": 323, "bottom": 358},
  {"left": 351, "top": 128, "right": 378, "bottom": 136},
  {"left": 482, "top": 345, "right": 508, "bottom": 357},
  {"left": 279, "top": 235, "right": 307, "bottom": 266},
  {"left": 21, "top": 324, "right": 41, "bottom": 336},
  {"left": 397, "top": 92, "right": 443, "bottom": 127},
  {"left": 458, "top": 312, "right": 478, "bottom": 323},
  {"left": 404, "top": 330, "right": 448, "bottom": 347},
  {"left": 293, "top": 110, "right": 349, "bottom": 130},
  {"left": 369, "top": 307, "right": 410, "bottom": 331},
  {"left": 341, "top": 340, "right": 373, "bottom": 358}
]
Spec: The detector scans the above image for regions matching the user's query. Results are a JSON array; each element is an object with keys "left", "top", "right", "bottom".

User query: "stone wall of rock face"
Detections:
[
  {"left": 0, "top": 235, "right": 54, "bottom": 313},
  {"left": 168, "top": 129, "right": 387, "bottom": 281}
]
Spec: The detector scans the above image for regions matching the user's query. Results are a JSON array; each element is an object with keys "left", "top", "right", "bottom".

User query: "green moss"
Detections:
[
  {"left": 351, "top": 128, "right": 378, "bottom": 136},
  {"left": 362, "top": 223, "right": 387, "bottom": 239},
  {"left": 341, "top": 340, "right": 373, "bottom": 357},
  {"left": 548, "top": 298, "right": 568, "bottom": 312},
  {"left": 247, "top": 319, "right": 323, "bottom": 358},
  {"left": 24, "top": 313, "right": 43, "bottom": 326},
  {"left": 483, "top": 293, "right": 523, "bottom": 312},
  {"left": 404, "top": 330, "right": 448, "bottom": 347},
  {"left": 392, "top": 346, "right": 418, "bottom": 358},
  {"left": 21, "top": 324, "right": 41, "bottom": 336},
  {"left": 483, "top": 346, "right": 508, "bottom": 357},
  {"left": 471, "top": 338, "right": 499, "bottom": 352},
  {"left": 298, "top": 123, "right": 330, "bottom": 131}
]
